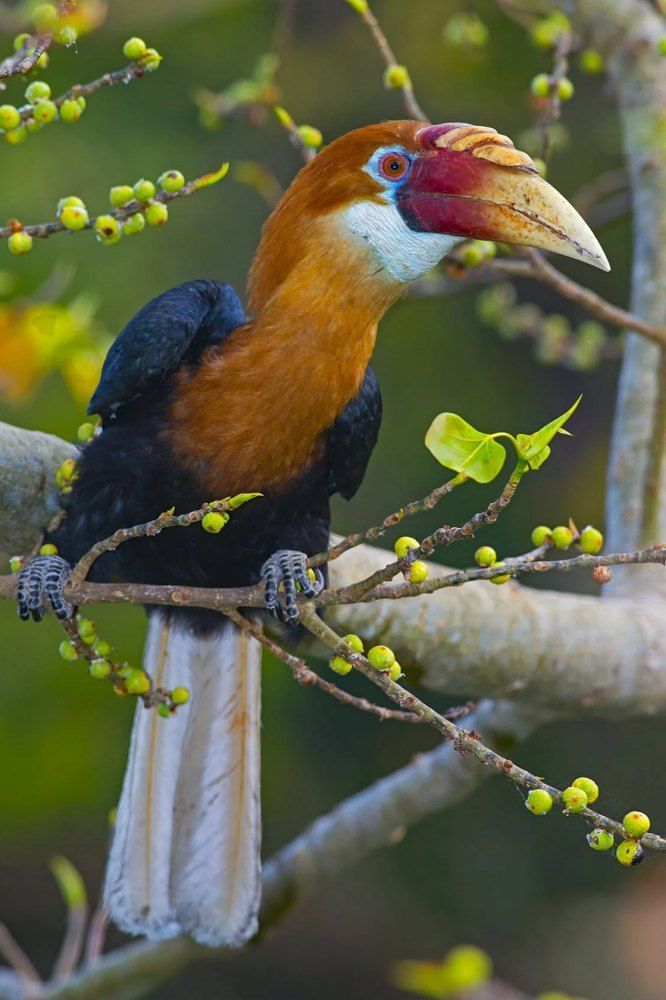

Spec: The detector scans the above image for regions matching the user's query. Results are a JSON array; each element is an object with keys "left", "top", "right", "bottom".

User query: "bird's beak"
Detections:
[{"left": 397, "top": 123, "right": 610, "bottom": 271}]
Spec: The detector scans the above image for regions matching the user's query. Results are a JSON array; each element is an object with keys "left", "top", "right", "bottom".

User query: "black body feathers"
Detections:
[{"left": 53, "top": 280, "right": 382, "bottom": 632}]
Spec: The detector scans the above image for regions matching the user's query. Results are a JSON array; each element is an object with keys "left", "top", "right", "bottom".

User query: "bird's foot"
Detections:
[
  {"left": 17, "top": 555, "right": 74, "bottom": 622},
  {"left": 260, "top": 550, "right": 324, "bottom": 625}
]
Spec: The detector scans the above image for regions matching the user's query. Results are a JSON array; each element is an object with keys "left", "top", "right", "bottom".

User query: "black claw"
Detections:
[
  {"left": 17, "top": 556, "right": 74, "bottom": 623},
  {"left": 260, "top": 550, "right": 323, "bottom": 625}
]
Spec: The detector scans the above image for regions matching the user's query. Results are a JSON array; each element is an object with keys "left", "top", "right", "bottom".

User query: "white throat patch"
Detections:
[{"left": 345, "top": 199, "right": 462, "bottom": 283}]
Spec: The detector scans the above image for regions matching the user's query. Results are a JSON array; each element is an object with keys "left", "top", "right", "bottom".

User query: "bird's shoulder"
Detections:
[{"left": 88, "top": 279, "right": 247, "bottom": 419}]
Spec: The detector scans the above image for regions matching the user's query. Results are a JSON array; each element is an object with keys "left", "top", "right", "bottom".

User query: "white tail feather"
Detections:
[{"left": 104, "top": 615, "right": 262, "bottom": 947}]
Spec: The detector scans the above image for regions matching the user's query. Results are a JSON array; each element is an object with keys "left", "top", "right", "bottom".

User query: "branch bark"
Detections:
[
  {"left": 1, "top": 423, "right": 665, "bottom": 717},
  {"left": 0, "top": 422, "right": 75, "bottom": 557},
  {"left": 326, "top": 542, "right": 665, "bottom": 716}
]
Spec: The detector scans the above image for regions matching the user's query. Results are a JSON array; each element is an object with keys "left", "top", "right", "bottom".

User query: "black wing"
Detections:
[
  {"left": 328, "top": 365, "right": 382, "bottom": 501},
  {"left": 88, "top": 279, "right": 246, "bottom": 417}
]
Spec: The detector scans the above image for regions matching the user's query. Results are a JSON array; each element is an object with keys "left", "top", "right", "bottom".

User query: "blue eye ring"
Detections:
[{"left": 377, "top": 150, "right": 411, "bottom": 182}]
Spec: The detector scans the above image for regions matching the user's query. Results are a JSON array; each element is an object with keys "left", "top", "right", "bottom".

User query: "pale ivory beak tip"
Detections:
[{"left": 582, "top": 239, "right": 611, "bottom": 272}]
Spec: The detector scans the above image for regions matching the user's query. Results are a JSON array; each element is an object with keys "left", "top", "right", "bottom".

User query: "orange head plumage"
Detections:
[
  {"left": 173, "top": 120, "right": 608, "bottom": 496},
  {"left": 248, "top": 118, "right": 608, "bottom": 317}
]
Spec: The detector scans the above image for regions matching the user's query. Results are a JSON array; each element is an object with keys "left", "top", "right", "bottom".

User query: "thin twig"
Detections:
[
  {"left": 83, "top": 908, "right": 108, "bottom": 967},
  {"left": 0, "top": 164, "right": 230, "bottom": 243},
  {"left": 274, "top": 106, "right": 315, "bottom": 163},
  {"left": 359, "top": 543, "right": 666, "bottom": 603},
  {"left": 68, "top": 498, "right": 246, "bottom": 587},
  {"left": 52, "top": 906, "right": 88, "bottom": 982},
  {"left": 271, "top": 0, "right": 298, "bottom": 63},
  {"left": 0, "top": 34, "right": 51, "bottom": 86},
  {"left": 334, "top": 463, "right": 526, "bottom": 603},
  {"left": 536, "top": 30, "right": 573, "bottom": 160},
  {"left": 17, "top": 61, "right": 154, "bottom": 127},
  {"left": 0, "top": 0, "right": 77, "bottom": 89},
  {"left": 0, "top": 922, "right": 42, "bottom": 986},
  {"left": 309, "top": 472, "right": 467, "bottom": 568},
  {"left": 1, "top": 542, "right": 663, "bottom": 614},
  {"left": 409, "top": 250, "right": 665, "bottom": 347},
  {"left": 573, "top": 167, "right": 629, "bottom": 219},
  {"left": 513, "top": 250, "right": 666, "bottom": 346},
  {"left": 226, "top": 607, "right": 431, "bottom": 724},
  {"left": 349, "top": 1, "right": 427, "bottom": 120},
  {"left": 300, "top": 608, "right": 666, "bottom": 854}
]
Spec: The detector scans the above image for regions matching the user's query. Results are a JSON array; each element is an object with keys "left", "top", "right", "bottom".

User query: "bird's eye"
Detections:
[{"left": 377, "top": 151, "right": 411, "bottom": 182}]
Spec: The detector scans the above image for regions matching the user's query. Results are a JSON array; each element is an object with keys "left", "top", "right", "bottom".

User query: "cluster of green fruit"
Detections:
[
  {"left": 526, "top": 778, "right": 650, "bottom": 867},
  {"left": 121, "top": 36, "right": 162, "bottom": 70},
  {"left": 8, "top": 540, "right": 62, "bottom": 574},
  {"left": 8, "top": 170, "right": 185, "bottom": 255},
  {"left": 58, "top": 615, "right": 119, "bottom": 683},
  {"left": 530, "top": 73, "right": 575, "bottom": 102},
  {"left": 393, "top": 536, "right": 429, "bottom": 584},
  {"left": 1, "top": 34, "right": 161, "bottom": 155},
  {"left": 0, "top": 79, "right": 86, "bottom": 148},
  {"left": 191, "top": 492, "right": 261, "bottom": 537},
  {"left": 57, "top": 613, "right": 190, "bottom": 714},
  {"left": 530, "top": 12, "right": 603, "bottom": 73},
  {"left": 329, "top": 634, "right": 404, "bottom": 682},
  {"left": 530, "top": 11, "right": 570, "bottom": 49},
  {"left": 531, "top": 523, "right": 604, "bottom": 553},
  {"left": 67, "top": 172, "right": 179, "bottom": 235},
  {"left": 29, "top": 3, "right": 78, "bottom": 45},
  {"left": 7, "top": 525, "right": 190, "bottom": 713},
  {"left": 52, "top": 422, "right": 99, "bottom": 488}
]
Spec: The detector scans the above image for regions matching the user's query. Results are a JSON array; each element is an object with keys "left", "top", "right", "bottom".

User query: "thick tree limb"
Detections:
[
  {"left": 1, "top": 423, "right": 665, "bottom": 717},
  {"left": 0, "top": 423, "right": 75, "bottom": 557},
  {"left": 326, "top": 543, "right": 665, "bottom": 716}
]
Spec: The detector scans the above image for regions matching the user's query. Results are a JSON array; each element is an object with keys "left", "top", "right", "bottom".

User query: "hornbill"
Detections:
[{"left": 17, "top": 121, "right": 608, "bottom": 947}]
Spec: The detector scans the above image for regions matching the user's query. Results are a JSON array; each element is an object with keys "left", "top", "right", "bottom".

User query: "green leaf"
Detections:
[
  {"left": 50, "top": 855, "right": 87, "bottom": 910},
  {"left": 225, "top": 492, "right": 263, "bottom": 510},
  {"left": 193, "top": 162, "right": 229, "bottom": 190},
  {"left": 515, "top": 434, "right": 551, "bottom": 470},
  {"left": 425, "top": 413, "right": 506, "bottom": 484},
  {"left": 515, "top": 396, "right": 581, "bottom": 470}
]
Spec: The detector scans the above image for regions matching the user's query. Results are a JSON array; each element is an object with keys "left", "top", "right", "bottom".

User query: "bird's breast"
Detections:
[{"left": 168, "top": 318, "right": 377, "bottom": 498}]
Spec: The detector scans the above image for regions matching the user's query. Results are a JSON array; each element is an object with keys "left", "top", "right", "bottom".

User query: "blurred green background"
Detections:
[{"left": 1, "top": 2, "right": 664, "bottom": 998}]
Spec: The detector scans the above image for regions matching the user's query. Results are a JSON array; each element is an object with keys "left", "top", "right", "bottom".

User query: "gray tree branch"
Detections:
[
  {"left": 1, "top": 422, "right": 664, "bottom": 717},
  {"left": 0, "top": 422, "right": 75, "bottom": 557},
  {"left": 498, "top": 0, "right": 666, "bottom": 601}
]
